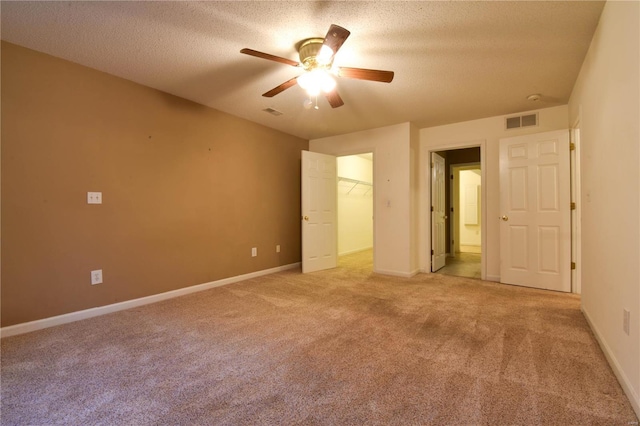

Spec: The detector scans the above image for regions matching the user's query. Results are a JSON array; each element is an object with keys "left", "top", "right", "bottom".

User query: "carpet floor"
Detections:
[{"left": 1, "top": 250, "right": 638, "bottom": 425}]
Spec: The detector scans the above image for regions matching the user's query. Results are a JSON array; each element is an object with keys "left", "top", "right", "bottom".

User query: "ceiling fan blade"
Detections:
[
  {"left": 240, "top": 48, "right": 300, "bottom": 67},
  {"left": 262, "top": 77, "right": 299, "bottom": 97},
  {"left": 323, "top": 24, "right": 350, "bottom": 56},
  {"left": 325, "top": 90, "right": 344, "bottom": 108},
  {"left": 337, "top": 67, "right": 394, "bottom": 83}
]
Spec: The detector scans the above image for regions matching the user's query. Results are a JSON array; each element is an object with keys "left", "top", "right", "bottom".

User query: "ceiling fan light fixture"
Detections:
[
  {"left": 241, "top": 24, "right": 392, "bottom": 108},
  {"left": 316, "top": 45, "right": 334, "bottom": 65},
  {"left": 298, "top": 69, "right": 336, "bottom": 97}
]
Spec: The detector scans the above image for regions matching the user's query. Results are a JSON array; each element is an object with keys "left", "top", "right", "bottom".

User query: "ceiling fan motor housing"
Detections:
[{"left": 299, "top": 38, "right": 328, "bottom": 70}]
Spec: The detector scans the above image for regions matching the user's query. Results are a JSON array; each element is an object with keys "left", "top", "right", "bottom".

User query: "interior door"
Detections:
[
  {"left": 499, "top": 130, "right": 570, "bottom": 292},
  {"left": 301, "top": 150, "right": 337, "bottom": 273},
  {"left": 431, "top": 152, "right": 447, "bottom": 271}
]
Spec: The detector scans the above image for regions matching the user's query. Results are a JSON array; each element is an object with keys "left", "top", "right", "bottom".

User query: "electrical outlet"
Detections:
[
  {"left": 251, "top": 247, "right": 257, "bottom": 257},
  {"left": 276, "top": 245, "right": 281, "bottom": 253},
  {"left": 87, "top": 192, "right": 102, "bottom": 204},
  {"left": 623, "top": 309, "right": 630, "bottom": 335},
  {"left": 91, "top": 269, "right": 103, "bottom": 285}
]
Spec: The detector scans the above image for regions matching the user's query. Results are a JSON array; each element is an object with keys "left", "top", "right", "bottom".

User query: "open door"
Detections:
[
  {"left": 301, "top": 150, "right": 337, "bottom": 273},
  {"left": 431, "top": 152, "right": 447, "bottom": 271},
  {"left": 499, "top": 130, "right": 570, "bottom": 292}
]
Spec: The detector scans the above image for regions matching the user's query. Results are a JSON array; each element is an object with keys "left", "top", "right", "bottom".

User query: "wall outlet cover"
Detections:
[
  {"left": 91, "top": 269, "right": 103, "bottom": 285},
  {"left": 87, "top": 192, "right": 102, "bottom": 204}
]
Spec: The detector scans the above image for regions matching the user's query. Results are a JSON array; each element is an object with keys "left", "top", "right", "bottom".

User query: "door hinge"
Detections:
[
  {"left": 570, "top": 202, "right": 576, "bottom": 210},
  {"left": 571, "top": 262, "right": 576, "bottom": 270},
  {"left": 431, "top": 249, "right": 434, "bottom": 255},
  {"left": 431, "top": 206, "right": 434, "bottom": 212},
  {"left": 570, "top": 142, "right": 576, "bottom": 151},
  {"left": 450, "top": 174, "right": 454, "bottom": 179},
  {"left": 431, "top": 162, "right": 434, "bottom": 168}
]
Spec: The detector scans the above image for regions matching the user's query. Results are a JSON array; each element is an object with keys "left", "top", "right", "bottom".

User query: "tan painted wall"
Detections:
[{"left": 1, "top": 42, "right": 308, "bottom": 326}]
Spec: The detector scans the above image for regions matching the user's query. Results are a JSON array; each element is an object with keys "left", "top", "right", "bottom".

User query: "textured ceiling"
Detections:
[{"left": 1, "top": 1, "right": 605, "bottom": 140}]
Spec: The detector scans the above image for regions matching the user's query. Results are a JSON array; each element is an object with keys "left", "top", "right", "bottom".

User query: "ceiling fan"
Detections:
[{"left": 240, "top": 24, "right": 394, "bottom": 108}]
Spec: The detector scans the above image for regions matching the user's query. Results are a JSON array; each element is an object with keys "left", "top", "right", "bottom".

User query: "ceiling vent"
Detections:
[
  {"left": 263, "top": 107, "right": 283, "bottom": 116},
  {"left": 505, "top": 112, "right": 538, "bottom": 130}
]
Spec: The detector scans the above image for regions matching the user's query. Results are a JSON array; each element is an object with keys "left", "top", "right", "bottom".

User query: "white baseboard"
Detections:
[
  {"left": 582, "top": 306, "right": 640, "bottom": 419},
  {"left": 374, "top": 268, "right": 417, "bottom": 278},
  {"left": 485, "top": 275, "right": 500, "bottom": 282},
  {"left": 338, "top": 246, "right": 373, "bottom": 256},
  {"left": 0, "top": 262, "right": 301, "bottom": 339}
]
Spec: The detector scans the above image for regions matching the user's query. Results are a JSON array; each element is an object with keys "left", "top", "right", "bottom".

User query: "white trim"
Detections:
[
  {"left": 338, "top": 246, "right": 373, "bottom": 256},
  {"left": 570, "top": 118, "right": 582, "bottom": 295},
  {"left": 373, "top": 268, "right": 418, "bottom": 278},
  {"left": 485, "top": 274, "right": 500, "bottom": 282},
  {"left": 0, "top": 262, "right": 301, "bottom": 338},
  {"left": 425, "top": 140, "right": 487, "bottom": 281},
  {"left": 582, "top": 307, "right": 640, "bottom": 419}
]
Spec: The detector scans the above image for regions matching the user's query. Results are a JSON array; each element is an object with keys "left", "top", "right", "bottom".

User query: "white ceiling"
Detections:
[{"left": 1, "top": 1, "right": 605, "bottom": 140}]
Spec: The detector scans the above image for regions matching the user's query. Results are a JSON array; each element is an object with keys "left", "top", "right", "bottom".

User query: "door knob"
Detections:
[
  {"left": 303, "top": 216, "right": 309, "bottom": 221},
  {"left": 501, "top": 215, "right": 509, "bottom": 221}
]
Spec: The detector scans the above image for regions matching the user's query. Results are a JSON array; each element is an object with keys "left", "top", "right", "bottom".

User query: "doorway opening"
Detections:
[
  {"left": 432, "top": 147, "right": 482, "bottom": 279},
  {"left": 337, "top": 153, "right": 374, "bottom": 269}
]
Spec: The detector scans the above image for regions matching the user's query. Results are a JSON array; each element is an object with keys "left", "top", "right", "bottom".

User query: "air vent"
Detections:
[
  {"left": 263, "top": 107, "right": 283, "bottom": 116},
  {"left": 505, "top": 112, "right": 538, "bottom": 130}
]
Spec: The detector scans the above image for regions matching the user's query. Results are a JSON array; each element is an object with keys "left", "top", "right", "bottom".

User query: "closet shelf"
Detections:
[{"left": 338, "top": 177, "right": 372, "bottom": 195}]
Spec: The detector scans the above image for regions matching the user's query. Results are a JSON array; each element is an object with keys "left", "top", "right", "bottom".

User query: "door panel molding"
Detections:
[
  {"left": 302, "top": 150, "right": 337, "bottom": 273},
  {"left": 499, "top": 130, "right": 570, "bottom": 292}
]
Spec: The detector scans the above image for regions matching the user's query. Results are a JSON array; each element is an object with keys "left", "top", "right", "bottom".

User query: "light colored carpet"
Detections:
[{"left": 2, "top": 250, "right": 638, "bottom": 425}]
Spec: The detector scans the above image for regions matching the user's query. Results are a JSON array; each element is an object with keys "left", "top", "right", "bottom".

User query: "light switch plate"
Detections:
[{"left": 623, "top": 309, "right": 630, "bottom": 335}]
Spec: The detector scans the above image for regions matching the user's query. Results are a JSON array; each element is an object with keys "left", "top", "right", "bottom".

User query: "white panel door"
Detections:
[
  {"left": 431, "top": 152, "right": 447, "bottom": 271},
  {"left": 302, "top": 150, "right": 337, "bottom": 273},
  {"left": 499, "top": 130, "right": 570, "bottom": 292}
]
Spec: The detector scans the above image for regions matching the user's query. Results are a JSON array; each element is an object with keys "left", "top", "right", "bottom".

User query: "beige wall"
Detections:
[
  {"left": 420, "top": 105, "right": 569, "bottom": 280},
  {"left": 310, "top": 122, "right": 419, "bottom": 276},
  {"left": 1, "top": 42, "right": 308, "bottom": 327},
  {"left": 568, "top": 1, "right": 640, "bottom": 415}
]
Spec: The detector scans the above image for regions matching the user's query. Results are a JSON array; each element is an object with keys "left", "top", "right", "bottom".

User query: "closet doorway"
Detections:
[
  {"left": 434, "top": 148, "right": 482, "bottom": 279},
  {"left": 337, "top": 153, "right": 374, "bottom": 268}
]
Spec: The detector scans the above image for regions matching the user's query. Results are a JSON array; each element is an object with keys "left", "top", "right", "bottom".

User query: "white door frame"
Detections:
[
  {"left": 426, "top": 140, "right": 487, "bottom": 280},
  {"left": 570, "top": 118, "right": 582, "bottom": 294},
  {"left": 312, "top": 147, "right": 377, "bottom": 271},
  {"left": 450, "top": 163, "right": 482, "bottom": 256}
]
